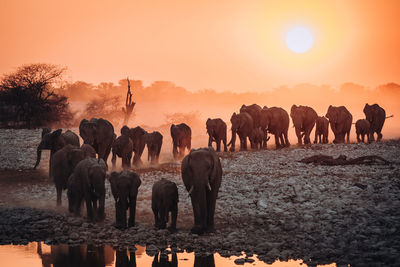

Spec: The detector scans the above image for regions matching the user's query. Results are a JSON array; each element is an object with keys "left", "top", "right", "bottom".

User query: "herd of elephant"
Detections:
[
  {"left": 33, "top": 118, "right": 221, "bottom": 234},
  {"left": 31, "top": 102, "right": 386, "bottom": 234}
]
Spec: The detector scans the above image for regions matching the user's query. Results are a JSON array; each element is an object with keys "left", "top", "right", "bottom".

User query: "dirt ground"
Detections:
[{"left": 0, "top": 128, "right": 400, "bottom": 266}]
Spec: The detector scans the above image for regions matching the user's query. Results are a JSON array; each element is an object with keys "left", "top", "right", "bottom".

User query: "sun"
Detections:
[{"left": 285, "top": 27, "right": 314, "bottom": 53}]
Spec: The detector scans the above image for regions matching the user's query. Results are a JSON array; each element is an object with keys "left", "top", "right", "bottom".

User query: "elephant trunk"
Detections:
[
  {"left": 228, "top": 129, "right": 236, "bottom": 151},
  {"left": 33, "top": 143, "right": 43, "bottom": 169}
]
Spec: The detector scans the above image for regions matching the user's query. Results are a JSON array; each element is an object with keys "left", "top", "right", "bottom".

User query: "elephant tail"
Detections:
[{"left": 386, "top": 115, "right": 394, "bottom": 119}]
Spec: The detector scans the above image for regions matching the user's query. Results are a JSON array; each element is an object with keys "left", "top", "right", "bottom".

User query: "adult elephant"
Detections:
[
  {"left": 129, "top": 126, "right": 147, "bottom": 166},
  {"left": 355, "top": 119, "right": 371, "bottom": 143},
  {"left": 111, "top": 126, "right": 133, "bottom": 169},
  {"left": 109, "top": 170, "right": 141, "bottom": 229},
  {"left": 144, "top": 131, "right": 163, "bottom": 164},
  {"left": 67, "top": 157, "right": 107, "bottom": 222},
  {"left": 79, "top": 118, "right": 115, "bottom": 167},
  {"left": 181, "top": 147, "right": 222, "bottom": 234},
  {"left": 314, "top": 116, "right": 329, "bottom": 144},
  {"left": 290, "top": 105, "right": 317, "bottom": 145},
  {"left": 50, "top": 144, "right": 86, "bottom": 206},
  {"left": 152, "top": 178, "right": 178, "bottom": 230},
  {"left": 363, "top": 103, "right": 386, "bottom": 142},
  {"left": 170, "top": 123, "right": 191, "bottom": 159},
  {"left": 34, "top": 128, "right": 80, "bottom": 170},
  {"left": 325, "top": 105, "right": 353, "bottom": 144},
  {"left": 206, "top": 118, "right": 227, "bottom": 152},
  {"left": 240, "top": 104, "right": 262, "bottom": 128},
  {"left": 260, "top": 106, "right": 290, "bottom": 149},
  {"left": 228, "top": 112, "right": 253, "bottom": 152}
]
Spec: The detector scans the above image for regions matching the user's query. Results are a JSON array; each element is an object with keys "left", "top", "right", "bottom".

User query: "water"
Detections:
[{"left": 0, "top": 243, "right": 336, "bottom": 267}]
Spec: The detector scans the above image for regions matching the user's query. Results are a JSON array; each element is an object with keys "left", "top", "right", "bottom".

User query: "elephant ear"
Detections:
[
  {"left": 109, "top": 172, "right": 119, "bottom": 201},
  {"left": 239, "top": 115, "right": 247, "bottom": 129},
  {"left": 50, "top": 129, "right": 63, "bottom": 144},
  {"left": 181, "top": 154, "right": 193, "bottom": 192},
  {"left": 208, "top": 148, "right": 222, "bottom": 184},
  {"left": 41, "top": 128, "right": 51, "bottom": 138},
  {"left": 129, "top": 172, "right": 141, "bottom": 197}
]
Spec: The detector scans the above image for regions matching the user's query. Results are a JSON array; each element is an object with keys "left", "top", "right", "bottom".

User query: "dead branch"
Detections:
[{"left": 299, "top": 154, "right": 391, "bottom": 165}]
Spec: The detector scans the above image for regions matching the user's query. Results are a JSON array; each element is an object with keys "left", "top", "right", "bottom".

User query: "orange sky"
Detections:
[{"left": 1, "top": 0, "right": 400, "bottom": 92}]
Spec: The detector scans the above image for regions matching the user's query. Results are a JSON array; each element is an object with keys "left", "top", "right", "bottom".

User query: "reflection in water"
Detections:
[
  {"left": 116, "top": 249, "right": 136, "bottom": 267},
  {"left": 194, "top": 254, "right": 215, "bottom": 267},
  {"left": 152, "top": 251, "right": 177, "bottom": 267},
  {"left": 37, "top": 242, "right": 114, "bottom": 267}
]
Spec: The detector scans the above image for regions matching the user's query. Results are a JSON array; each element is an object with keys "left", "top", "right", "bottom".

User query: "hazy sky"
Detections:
[{"left": 1, "top": 0, "right": 399, "bottom": 92}]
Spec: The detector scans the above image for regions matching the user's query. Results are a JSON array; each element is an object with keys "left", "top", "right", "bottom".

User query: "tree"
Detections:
[
  {"left": 122, "top": 77, "right": 136, "bottom": 125},
  {"left": 0, "top": 63, "right": 73, "bottom": 128}
]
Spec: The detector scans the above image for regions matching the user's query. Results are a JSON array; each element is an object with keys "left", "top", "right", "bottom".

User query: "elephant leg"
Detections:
[
  {"left": 223, "top": 137, "right": 228, "bottom": 152},
  {"left": 190, "top": 193, "right": 207, "bottom": 234},
  {"left": 357, "top": 134, "right": 361, "bottom": 143},
  {"left": 92, "top": 198, "right": 98, "bottom": 221},
  {"left": 98, "top": 194, "right": 105, "bottom": 221},
  {"left": 56, "top": 185, "right": 62, "bottom": 206},
  {"left": 115, "top": 200, "right": 127, "bottom": 229},
  {"left": 346, "top": 130, "right": 350, "bottom": 143},
  {"left": 172, "top": 144, "right": 178, "bottom": 159},
  {"left": 85, "top": 195, "right": 94, "bottom": 222},
  {"left": 208, "top": 136, "right": 212, "bottom": 148},
  {"left": 104, "top": 144, "right": 112, "bottom": 166},
  {"left": 295, "top": 129, "right": 302, "bottom": 145},
  {"left": 152, "top": 205, "right": 160, "bottom": 228},
  {"left": 216, "top": 139, "right": 221, "bottom": 152},
  {"left": 274, "top": 134, "right": 280, "bottom": 149},
  {"left": 206, "top": 189, "right": 217, "bottom": 233},
  {"left": 279, "top": 134, "right": 285, "bottom": 147},
  {"left": 377, "top": 132, "right": 382, "bottom": 141},
  {"left": 284, "top": 132, "right": 290, "bottom": 147},
  {"left": 170, "top": 202, "right": 178, "bottom": 230},
  {"left": 128, "top": 197, "right": 137, "bottom": 227},
  {"left": 111, "top": 152, "right": 117, "bottom": 169},
  {"left": 314, "top": 130, "right": 318, "bottom": 144}
]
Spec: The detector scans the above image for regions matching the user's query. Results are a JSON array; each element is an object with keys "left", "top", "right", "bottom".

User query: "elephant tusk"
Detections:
[
  {"left": 207, "top": 182, "right": 212, "bottom": 191},
  {"left": 188, "top": 185, "right": 194, "bottom": 195}
]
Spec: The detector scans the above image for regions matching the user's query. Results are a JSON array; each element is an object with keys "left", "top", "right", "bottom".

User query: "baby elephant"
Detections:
[
  {"left": 356, "top": 119, "right": 371, "bottom": 143},
  {"left": 109, "top": 170, "right": 141, "bottom": 229},
  {"left": 144, "top": 131, "right": 163, "bottom": 164},
  {"left": 152, "top": 178, "right": 179, "bottom": 230},
  {"left": 314, "top": 116, "right": 329, "bottom": 144}
]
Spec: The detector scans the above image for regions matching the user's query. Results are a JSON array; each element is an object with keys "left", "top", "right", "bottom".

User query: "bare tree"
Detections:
[{"left": 122, "top": 77, "right": 136, "bottom": 125}]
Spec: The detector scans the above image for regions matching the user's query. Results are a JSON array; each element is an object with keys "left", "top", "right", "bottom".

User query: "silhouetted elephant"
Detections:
[
  {"left": 228, "top": 112, "right": 253, "bottom": 152},
  {"left": 356, "top": 119, "right": 371, "bottom": 143},
  {"left": 182, "top": 147, "right": 222, "bottom": 234},
  {"left": 260, "top": 106, "right": 290, "bottom": 149},
  {"left": 112, "top": 126, "right": 133, "bottom": 169},
  {"left": 50, "top": 144, "right": 86, "bottom": 206},
  {"left": 116, "top": 248, "right": 136, "bottom": 267},
  {"left": 249, "top": 127, "right": 266, "bottom": 150},
  {"left": 67, "top": 157, "right": 107, "bottom": 222},
  {"left": 314, "top": 116, "right": 329, "bottom": 144},
  {"left": 194, "top": 254, "right": 215, "bottom": 267},
  {"left": 290, "top": 105, "right": 317, "bottom": 145},
  {"left": 128, "top": 126, "right": 147, "bottom": 166},
  {"left": 34, "top": 128, "right": 80, "bottom": 171},
  {"left": 171, "top": 123, "right": 191, "bottom": 159},
  {"left": 363, "top": 103, "right": 386, "bottom": 142},
  {"left": 152, "top": 251, "right": 177, "bottom": 267},
  {"left": 206, "top": 118, "right": 227, "bottom": 152},
  {"left": 109, "top": 170, "right": 141, "bottom": 229},
  {"left": 79, "top": 118, "right": 115, "bottom": 167},
  {"left": 152, "top": 178, "right": 178, "bottom": 230},
  {"left": 325, "top": 105, "right": 352, "bottom": 143},
  {"left": 144, "top": 131, "right": 163, "bottom": 164},
  {"left": 240, "top": 104, "right": 262, "bottom": 128},
  {"left": 81, "top": 144, "right": 97, "bottom": 158}
]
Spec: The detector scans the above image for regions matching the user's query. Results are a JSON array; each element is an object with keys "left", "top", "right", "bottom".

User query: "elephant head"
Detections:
[
  {"left": 290, "top": 105, "right": 305, "bottom": 131},
  {"left": 121, "top": 125, "right": 130, "bottom": 136},
  {"left": 206, "top": 118, "right": 217, "bottom": 137},
  {"left": 181, "top": 147, "right": 222, "bottom": 234},
  {"left": 260, "top": 108, "right": 272, "bottom": 130},
  {"left": 79, "top": 119, "right": 97, "bottom": 146},
  {"left": 363, "top": 103, "right": 379, "bottom": 124},
  {"left": 34, "top": 128, "right": 63, "bottom": 169}
]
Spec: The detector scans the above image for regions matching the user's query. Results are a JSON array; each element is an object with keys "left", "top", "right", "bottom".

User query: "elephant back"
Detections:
[{"left": 62, "top": 130, "right": 80, "bottom": 147}]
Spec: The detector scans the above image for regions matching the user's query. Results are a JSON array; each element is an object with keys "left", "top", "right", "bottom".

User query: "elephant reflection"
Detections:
[
  {"left": 37, "top": 242, "right": 114, "bottom": 267},
  {"left": 152, "top": 251, "right": 177, "bottom": 267},
  {"left": 116, "top": 248, "right": 137, "bottom": 267},
  {"left": 194, "top": 254, "right": 215, "bottom": 267}
]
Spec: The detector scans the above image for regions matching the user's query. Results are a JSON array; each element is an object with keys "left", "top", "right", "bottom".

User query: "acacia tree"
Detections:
[
  {"left": 122, "top": 77, "right": 136, "bottom": 125},
  {"left": 0, "top": 63, "right": 73, "bottom": 128}
]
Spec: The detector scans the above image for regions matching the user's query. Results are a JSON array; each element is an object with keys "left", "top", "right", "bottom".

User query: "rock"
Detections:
[
  {"left": 69, "top": 232, "right": 80, "bottom": 240},
  {"left": 234, "top": 258, "right": 246, "bottom": 265}
]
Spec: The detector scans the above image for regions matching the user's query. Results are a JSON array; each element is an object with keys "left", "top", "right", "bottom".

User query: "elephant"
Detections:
[
  {"left": 128, "top": 126, "right": 147, "bottom": 166},
  {"left": 81, "top": 144, "right": 97, "bottom": 158},
  {"left": 152, "top": 251, "right": 177, "bottom": 267},
  {"left": 363, "top": 103, "right": 386, "bottom": 142},
  {"left": 109, "top": 170, "right": 141, "bottom": 229},
  {"left": 206, "top": 118, "right": 227, "bottom": 152},
  {"left": 290, "top": 105, "right": 318, "bottom": 145},
  {"left": 314, "top": 116, "right": 329, "bottom": 144},
  {"left": 144, "top": 131, "right": 163, "bottom": 164},
  {"left": 112, "top": 126, "right": 133, "bottom": 169},
  {"left": 116, "top": 249, "right": 136, "bottom": 267},
  {"left": 34, "top": 128, "right": 80, "bottom": 170},
  {"left": 325, "top": 105, "right": 353, "bottom": 143},
  {"left": 356, "top": 119, "right": 371, "bottom": 143},
  {"left": 250, "top": 127, "right": 268, "bottom": 150},
  {"left": 170, "top": 123, "right": 191, "bottom": 159},
  {"left": 79, "top": 118, "right": 115, "bottom": 167},
  {"left": 181, "top": 147, "right": 222, "bottom": 234},
  {"left": 67, "top": 157, "right": 107, "bottom": 222},
  {"left": 152, "top": 178, "right": 179, "bottom": 230},
  {"left": 260, "top": 106, "right": 290, "bottom": 149},
  {"left": 228, "top": 112, "right": 254, "bottom": 152},
  {"left": 50, "top": 144, "right": 86, "bottom": 206},
  {"left": 239, "top": 104, "right": 262, "bottom": 128}
]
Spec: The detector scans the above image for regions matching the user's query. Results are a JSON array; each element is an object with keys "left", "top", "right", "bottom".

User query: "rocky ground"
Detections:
[{"left": 0, "top": 129, "right": 400, "bottom": 266}]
